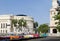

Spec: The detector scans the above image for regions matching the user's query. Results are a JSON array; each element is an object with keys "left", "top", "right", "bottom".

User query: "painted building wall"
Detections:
[
  {"left": 0, "top": 15, "right": 11, "bottom": 34},
  {"left": 0, "top": 15, "right": 34, "bottom": 34},
  {"left": 49, "top": 0, "right": 60, "bottom": 36}
]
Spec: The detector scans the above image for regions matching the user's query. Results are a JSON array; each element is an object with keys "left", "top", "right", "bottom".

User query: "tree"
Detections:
[
  {"left": 54, "top": 11, "right": 60, "bottom": 32},
  {"left": 34, "top": 22, "right": 38, "bottom": 28},
  {"left": 18, "top": 18, "right": 26, "bottom": 27},
  {"left": 12, "top": 19, "right": 18, "bottom": 27},
  {"left": 56, "top": 25, "right": 60, "bottom": 32},
  {"left": 38, "top": 24, "right": 49, "bottom": 34},
  {"left": 10, "top": 18, "right": 27, "bottom": 34},
  {"left": 11, "top": 19, "right": 18, "bottom": 32},
  {"left": 34, "top": 22, "right": 38, "bottom": 33},
  {"left": 18, "top": 18, "right": 27, "bottom": 31}
]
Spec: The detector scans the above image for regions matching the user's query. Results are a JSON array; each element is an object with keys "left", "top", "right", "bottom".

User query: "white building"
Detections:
[
  {"left": 50, "top": 0, "right": 60, "bottom": 36},
  {"left": 0, "top": 14, "right": 34, "bottom": 34}
]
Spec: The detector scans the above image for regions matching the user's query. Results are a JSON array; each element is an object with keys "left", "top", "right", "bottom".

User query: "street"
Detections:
[
  {"left": 0, "top": 37, "right": 60, "bottom": 41},
  {"left": 11, "top": 37, "right": 60, "bottom": 41},
  {"left": 22, "top": 37, "right": 60, "bottom": 41}
]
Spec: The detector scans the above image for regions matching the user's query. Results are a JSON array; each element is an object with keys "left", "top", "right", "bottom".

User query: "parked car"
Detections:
[
  {"left": 31, "top": 34, "right": 40, "bottom": 38},
  {"left": 40, "top": 33, "right": 48, "bottom": 37},
  {"left": 24, "top": 34, "right": 33, "bottom": 38},
  {"left": 0, "top": 35, "right": 10, "bottom": 40},
  {"left": 0, "top": 34, "right": 23, "bottom": 40},
  {"left": 10, "top": 36, "right": 19, "bottom": 40},
  {"left": 18, "top": 34, "right": 24, "bottom": 39}
]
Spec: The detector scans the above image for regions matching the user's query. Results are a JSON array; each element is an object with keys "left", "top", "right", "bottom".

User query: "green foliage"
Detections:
[
  {"left": 54, "top": 14, "right": 60, "bottom": 20},
  {"left": 18, "top": 18, "right": 27, "bottom": 27},
  {"left": 56, "top": 25, "right": 60, "bottom": 32},
  {"left": 12, "top": 18, "right": 27, "bottom": 27},
  {"left": 55, "top": 21, "right": 60, "bottom": 25},
  {"left": 54, "top": 11, "right": 60, "bottom": 32},
  {"left": 38, "top": 24, "right": 49, "bottom": 33},
  {"left": 12, "top": 19, "right": 18, "bottom": 27},
  {"left": 34, "top": 22, "right": 38, "bottom": 28},
  {"left": 33, "top": 22, "right": 38, "bottom": 33},
  {"left": 11, "top": 18, "right": 27, "bottom": 31}
]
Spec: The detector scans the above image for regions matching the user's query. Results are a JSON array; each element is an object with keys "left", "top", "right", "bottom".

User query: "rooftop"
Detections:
[{"left": 16, "top": 14, "right": 27, "bottom": 16}]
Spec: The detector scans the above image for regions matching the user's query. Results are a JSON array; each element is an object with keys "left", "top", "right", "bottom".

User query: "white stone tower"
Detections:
[
  {"left": 52, "top": 0, "right": 58, "bottom": 8},
  {"left": 50, "top": 0, "right": 60, "bottom": 36}
]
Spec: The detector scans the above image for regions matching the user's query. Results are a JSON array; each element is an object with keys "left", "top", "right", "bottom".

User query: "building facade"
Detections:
[
  {"left": 50, "top": 0, "right": 60, "bottom": 36},
  {"left": 0, "top": 15, "right": 34, "bottom": 34}
]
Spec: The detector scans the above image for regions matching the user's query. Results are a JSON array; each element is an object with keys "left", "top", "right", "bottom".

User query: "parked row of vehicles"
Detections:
[
  {"left": 0, "top": 33, "right": 48, "bottom": 40},
  {"left": 0, "top": 33, "right": 40, "bottom": 40}
]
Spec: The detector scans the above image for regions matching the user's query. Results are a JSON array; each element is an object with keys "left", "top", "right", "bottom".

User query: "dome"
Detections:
[{"left": 16, "top": 14, "right": 27, "bottom": 16}]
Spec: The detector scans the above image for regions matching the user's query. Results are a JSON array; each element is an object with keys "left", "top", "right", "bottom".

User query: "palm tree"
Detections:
[
  {"left": 11, "top": 18, "right": 27, "bottom": 34},
  {"left": 18, "top": 18, "right": 26, "bottom": 27},
  {"left": 11, "top": 19, "right": 17, "bottom": 32},
  {"left": 56, "top": 25, "right": 60, "bottom": 32},
  {"left": 12, "top": 19, "right": 18, "bottom": 27},
  {"left": 18, "top": 18, "right": 27, "bottom": 32},
  {"left": 54, "top": 11, "right": 60, "bottom": 32},
  {"left": 34, "top": 22, "right": 38, "bottom": 34},
  {"left": 54, "top": 11, "right": 60, "bottom": 24}
]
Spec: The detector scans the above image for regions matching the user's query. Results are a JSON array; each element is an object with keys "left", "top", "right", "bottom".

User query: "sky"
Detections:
[{"left": 0, "top": 0, "right": 52, "bottom": 25}]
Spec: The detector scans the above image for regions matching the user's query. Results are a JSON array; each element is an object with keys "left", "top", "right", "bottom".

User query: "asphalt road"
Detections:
[
  {"left": 0, "top": 37, "right": 60, "bottom": 41},
  {"left": 19, "top": 37, "right": 60, "bottom": 41}
]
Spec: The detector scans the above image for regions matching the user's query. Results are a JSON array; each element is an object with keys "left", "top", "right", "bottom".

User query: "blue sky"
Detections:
[{"left": 0, "top": 0, "right": 52, "bottom": 25}]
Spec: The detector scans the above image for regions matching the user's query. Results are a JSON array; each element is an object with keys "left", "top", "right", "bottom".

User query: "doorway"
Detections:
[{"left": 53, "top": 29, "right": 57, "bottom": 33}]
